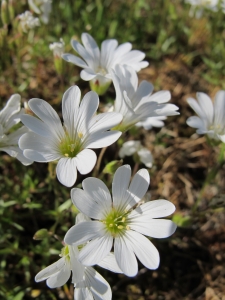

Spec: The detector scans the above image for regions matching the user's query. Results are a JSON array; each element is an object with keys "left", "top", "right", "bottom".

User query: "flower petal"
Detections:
[
  {"left": 56, "top": 157, "right": 77, "bottom": 187},
  {"left": 112, "top": 43, "right": 132, "bottom": 63},
  {"left": 186, "top": 116, "right": 206, "bottom": 131},
  {"left": 138, "top": 148, "right": 153, "bottom": 168},
  {"left": 71, "top": 39, "right": 95, "bottom": 68},
  {"left": 130, "top": 219, "right": 177, "bottom": 238},
  {"left": 46, "top": 260, "right": 71, "bottom": 288},
  {"left": 130, "top": 199, "right": 176, "bottom": 219},
  {"left": 97, "top": 252, "right": 123, "bottom": 273},
  {"left": 88, "top": 112, "right": 123, "bottom": 133},
  {"left": 74, "top": 287, "right": 93, "bottom": 300},
  {"left": 71, "top": 188, "right": 107, "bottom": 220},
  {"left": 80, "top": 68, "right": 97, "bottom": 81},
  {"left": 75, "top": 149, "right": 97, "bottom": 174},
  {"left": 196, "top": 92, "right": 213, "bottom": 124},
  {"left": 62, "top": 85, "right": 81, "bottom": 138},
  {"left": 20, "top": 115, "right": 55, "bottom": 138},
  {"left": 35, "top": 257, "right": 66, "bottom": 282},
  {"left": 84, "top": 130, "right": 122, "bottom": 149},
  {"left": 82, "top": 33, "right": 100, "bottom": 63},
  {"left": 64, "top": 221, "right": 105, "bottom": 245},
  {"left": 78, "top": 235, "right": 113, "bottom": 266},
  {"left": 119, "top": 141, "right": 140, "bottom": 158},
  {"left": 82, "top": 177, "right": 112, "bottom": 213},
  {"left": 114, "top": 235, "right": 138, "bottom": 277},
  {"left": 132, "top": 81, "right": 154, "bottom": 108},
  {"left": 77, "top": 91, "right": 99, "bottom": 134},
  {"left": 0, "top": 94, "right": 21, "bottom": 126},
  {"left": 125, "top": 230, "right": 160, "bottom": 270},
  {"left": 124, "top": 168, "right": 150, "bottom": 210},
  {"left": 19, "top": 132, "right": 60, "bottom": 159},
  {"left": 214, "top": 90, "right": 225, "bottom": 128},
  {"left": 69, "top": 245, "right": 85, "bottom": 284},
  {"left": 112, "top": 165, "right": 131, "bottom": 209},
  {"left": 62, "top": 53, "right": 88, "bottom": 68},
  {"left": 85, "top": 267, "right": 112, "bottom": 300},
  {"left": 75, "top": 267, "right": 111, "bottom": 300},
  {"left": 148, "top": 90, "right": 171, "bottom": 104},
  {"left": 100, "top": 39, "right": 118, "bottom": 69},
  {"left": 28, "top": 98, "right": 64, "bottom": 140}
]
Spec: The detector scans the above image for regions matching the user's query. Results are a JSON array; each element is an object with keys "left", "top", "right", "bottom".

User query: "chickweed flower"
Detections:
[
  {"left": 35, "top": 214, "right": 122, "bottom": 299},
  {"left": 35, "top": 244, "right": 113, "bottom": 299},
  {"left": 119, "top": 140, "right": 153, "bottom": 168},
  {"left": 49, "top": 38, "right": 65, "bottom": 58},
  {"left": 28, "top": 0, "right": 52, "bottom": 24},
  {"left": 112, "top": 65, "right": 179, "bottom": 132},
  {"left": 62, "top": 33, "right": 149, "bottom": 95},
  {"left": 49, "top": 38, "right": 65, "bottom": 75},
  {"left": 186, "top": 91, "right": 225, "bottom": 142},
  {"left": 64, "top": 165, "right": 177, "bottom": 277},
  {"left": 0, "top": 94, "right": 33, "bottom": 165},
  {"left": 18, "top": 11, "right": 40, "bottom": 33},
  {"left": 19, "top": 85, "right": 122, "bottom": 187}
]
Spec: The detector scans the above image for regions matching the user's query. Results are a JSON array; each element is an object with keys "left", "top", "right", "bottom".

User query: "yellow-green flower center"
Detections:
[
  {"left": 59, "top": 132, "right": 83, "bottom": 158},
  {"left": 103, "top": 209, "right": 130, "bottom": 237},
  {"left": 209, "top": 123, "right": 225, "bottom": 136},
  {"left": 61, "top": 245, "right": 70, "bottom": 261}
]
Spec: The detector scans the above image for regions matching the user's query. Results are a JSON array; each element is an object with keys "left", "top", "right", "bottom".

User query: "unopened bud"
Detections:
[
  {"left": 1, "top": 0, "right": 10, "bottom": 26},
  {"left": 8, "top": 0, "right": 15, "bottom": 21},
  {"left": 33, "top": 228, "right": 50, "bottom": 240}
]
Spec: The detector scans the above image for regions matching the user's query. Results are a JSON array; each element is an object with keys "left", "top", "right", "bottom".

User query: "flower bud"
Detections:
[
  {"left": 49, "top": 38, "right": 65, "bottom": 75},
  {"left": 8, "top": 0, "right": 15, "bottom": 21},
  {"left": 1, "top": 0, "right": 10, "bottom": 26}
]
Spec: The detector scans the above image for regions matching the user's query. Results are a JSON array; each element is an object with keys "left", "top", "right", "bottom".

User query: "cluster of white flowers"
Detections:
[
  {"left": 36, "top": 166, "right": 177, "bottom": 298},
  {"left": 4, "top": 30, "right": 225, "bottom": 300},
  {"left": 18, "top": 11, "right": 40, "bottom": 33}
]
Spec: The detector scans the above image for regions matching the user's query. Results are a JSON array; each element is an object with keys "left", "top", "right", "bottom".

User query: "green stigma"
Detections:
[
  {"left": 59, "top": 132, "right": 83, "bottom": 158},
  {"left": 103, "top": 209, "right": 130, "bottom": 237}
]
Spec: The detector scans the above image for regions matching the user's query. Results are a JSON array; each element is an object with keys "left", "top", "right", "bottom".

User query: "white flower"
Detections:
[
  {"left": 35, "top": 214, "right": 122, "bottom": 300},
  {"left": 186, "top": 91, "right": 225, "bottom": 142},
  {"left": 18, "top": 11, "right": 40, "bottom": 32},
  {"left": 28, "top": 0, "right": 52, "bottom": 24},
  {"left": 185, "top": 0, "right": 224, "bottom": 17},
  {"left": 112, "top": 65, "right": 179, "bottom": 132},
  {"left": 119, "top": 140, "right": 153, "bottom": 168},
  {"left": 136, "top": 116, "right": 167, "bottom": 130},
  {"left": 62, "top": 33, "right": 149, "bottom": 95},
  {"left": 0, "top": 94, "right": 33, "bottom": 165},
  {"left": 64, "top": 165, "right": 177, "bottom": 277},
  {"left": 35, "top": 244, "right": 119, "bottom": 300},
  {"left": 49, "top": 38, "right": 65, "bottom": 58},
  {"left": 19, "top": 85, "right": 122, "bottom": 187}
]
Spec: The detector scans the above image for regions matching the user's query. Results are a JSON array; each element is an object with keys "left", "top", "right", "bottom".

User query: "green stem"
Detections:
[{"left": 93, "top": 147, "right": 107, "bottom": 177}]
